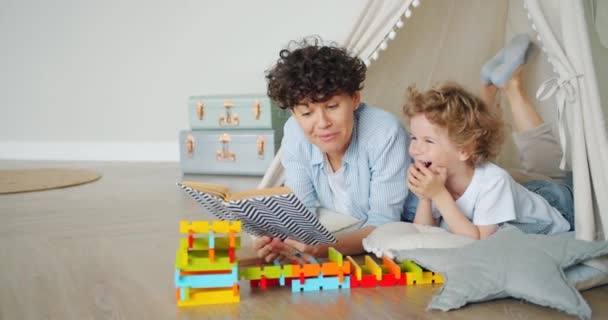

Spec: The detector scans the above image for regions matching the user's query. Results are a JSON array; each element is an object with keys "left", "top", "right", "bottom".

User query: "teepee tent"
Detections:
[{"left": 260, "top": 0, "right": 608, "bottom": 251}]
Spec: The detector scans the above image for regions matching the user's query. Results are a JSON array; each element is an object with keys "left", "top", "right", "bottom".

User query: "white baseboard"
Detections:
[{"left": 0, "top": 141, "right": 179, "bottom": 162}]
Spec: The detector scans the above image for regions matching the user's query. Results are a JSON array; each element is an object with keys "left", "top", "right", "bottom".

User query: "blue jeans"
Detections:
[{"left": 401, "top": 172, "right": 575, "bottom": 233}]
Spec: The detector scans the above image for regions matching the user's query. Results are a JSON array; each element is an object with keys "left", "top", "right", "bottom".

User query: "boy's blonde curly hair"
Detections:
[{"left": 402, "top": 82, "right": 505, "bottom": 166}]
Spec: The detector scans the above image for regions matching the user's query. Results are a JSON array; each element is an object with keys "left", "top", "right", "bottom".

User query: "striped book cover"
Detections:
[{"left": 178, "top": 183, "right": 336, "bottom": 245}]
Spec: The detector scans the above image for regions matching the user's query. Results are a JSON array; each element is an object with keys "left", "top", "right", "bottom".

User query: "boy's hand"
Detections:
[
  {"left": 407, "top": 164, "right": 427, "bottom": 200},
  {"left": 407, "top": 162, "right": 447, "bottom": 200}
]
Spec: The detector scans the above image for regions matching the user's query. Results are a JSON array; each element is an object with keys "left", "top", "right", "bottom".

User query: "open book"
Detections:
[{"left": 178, "top": 181, "right": 336, "bottom": 245}]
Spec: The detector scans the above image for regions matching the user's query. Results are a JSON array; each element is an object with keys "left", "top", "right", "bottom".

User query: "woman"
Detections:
[{"left": 254, "top": 37, "right": 412, "bottom": 261}]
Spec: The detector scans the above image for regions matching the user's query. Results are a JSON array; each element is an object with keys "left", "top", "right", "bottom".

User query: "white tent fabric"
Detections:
[{"left": 259, "top": 0, "right": 608, "bottom": 252}]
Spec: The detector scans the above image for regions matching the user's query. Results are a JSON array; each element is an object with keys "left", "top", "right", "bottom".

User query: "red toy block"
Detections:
[
  {"left": 188, "top": 232, "right": 194, "bottom": 249},
  {"left": 260, "top": 275, "right": 267, "bottom": 290},
  {"left": 228, "top": 247, "right": 235, "bottom": 263}
]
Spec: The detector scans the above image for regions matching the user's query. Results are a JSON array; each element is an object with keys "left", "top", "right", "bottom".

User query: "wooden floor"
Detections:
[{"left": 1, "top": 160, "right": 607, "bottom": 320}]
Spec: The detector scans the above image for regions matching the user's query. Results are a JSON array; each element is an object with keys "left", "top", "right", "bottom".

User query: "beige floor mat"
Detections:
[{"left": 0, "top": 168, "right": 101, "bottom": 194}]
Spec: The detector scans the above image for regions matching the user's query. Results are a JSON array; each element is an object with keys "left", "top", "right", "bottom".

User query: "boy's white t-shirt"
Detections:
[{"left": 432, "top": 162, "right": 570, "bottom": 234}]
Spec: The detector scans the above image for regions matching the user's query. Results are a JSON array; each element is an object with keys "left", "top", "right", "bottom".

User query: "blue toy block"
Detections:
[
  {"left": 273, "top": 260, "right": 286, "bottom": 286},
  {"left": 175, "top": 266, "right": 238, "bottom": 289},
  {"left": 291, "top": 273, "right": 351, "bottom": 292},
  {"left": 208, "top": 230, "right": 215, "bottom": 249}
]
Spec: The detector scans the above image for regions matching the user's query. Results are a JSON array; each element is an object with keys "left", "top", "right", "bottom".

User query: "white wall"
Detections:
[{"left": 0, "top": 0, "right": 365, "bottom": 161}]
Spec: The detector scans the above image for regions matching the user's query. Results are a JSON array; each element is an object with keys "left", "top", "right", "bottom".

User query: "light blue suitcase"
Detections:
[
  {"left": 179, "top": 129, "right": 278, "bottom": 176},
  {"left": 188, "top": 94, "right": 290, "bottom": 132}
]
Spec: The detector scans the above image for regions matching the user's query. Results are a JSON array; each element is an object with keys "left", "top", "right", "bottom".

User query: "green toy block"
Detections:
[{"left": 175, "top": 249, "right": 237, "bottom": 271}]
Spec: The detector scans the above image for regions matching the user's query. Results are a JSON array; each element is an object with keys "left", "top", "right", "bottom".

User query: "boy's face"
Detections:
[
  {"left": 408, "top": 114, "right": 469, "bottom": 171},
  {"left": 291, "top": 92, "right": 361, "bottom": 159}
]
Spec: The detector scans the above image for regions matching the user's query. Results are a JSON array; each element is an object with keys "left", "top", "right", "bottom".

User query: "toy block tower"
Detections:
[{"left": 174, "top": 220, "right": 241, "bottom": 306}]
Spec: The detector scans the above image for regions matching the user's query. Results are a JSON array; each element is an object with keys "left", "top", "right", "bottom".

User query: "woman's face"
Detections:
[{"left": 291, "top": 92, "right": 361, "bottom": 159}]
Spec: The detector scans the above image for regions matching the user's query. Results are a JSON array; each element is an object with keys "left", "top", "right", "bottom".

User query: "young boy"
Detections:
[{"left": 404, "top": 70, "right": 571, "bottom": 239}]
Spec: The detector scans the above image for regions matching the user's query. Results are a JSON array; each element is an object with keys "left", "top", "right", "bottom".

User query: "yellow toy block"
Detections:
[
  {"left": 363, "top": 256, "right": 382, "bottom": 281},
  {"left": 346, "top": 256, "right": 362, "bottom": 281},
  {"left": 179, "top": 220, "right": 241, "bottom": 235},
  {"left": 176, "top": 286, "right": 240, "bottom": 306},
  {"left": 416, "top": 271, "right": 444, "bottom": 284},
  {"left": 401, "top": 259, "right": 423, "bottom": 284},
  {"left": 240, "top": 264, "right": 293, "bottom": 280}
]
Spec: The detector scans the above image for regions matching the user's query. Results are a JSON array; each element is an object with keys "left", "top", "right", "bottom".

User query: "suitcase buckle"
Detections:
[
  {"left": 216, "top": 133, "right": 236, "bottom": 161},
  {"left": 219, "top": 100, "right": 239, "bottom": 127}
]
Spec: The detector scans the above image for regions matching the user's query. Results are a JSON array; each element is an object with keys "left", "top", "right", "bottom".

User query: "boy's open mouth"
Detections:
[{"left": 413, "top": 160, "right": 432, "bottom": 168}]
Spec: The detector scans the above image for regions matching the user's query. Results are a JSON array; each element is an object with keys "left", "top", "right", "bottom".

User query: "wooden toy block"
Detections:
[
  {"left": 179, "top": 220, "right": 242, "bottom": 235},
  {"left": 176, "top": 286, "right": 240, "bottom": 306},
  {"left": 175, "top": 266, "right": 238, "bottom": 289},
  {"left": 208, "top": 230, "right": 215, "bottom": 249},
  {"left": 239, "top": 264, "right": 294, "bottom": 280},
  {"left": 364, "top": 256, "right": 382, "bottom": 281},
  {"left": 228, "top": 247, "right": 235, "bottom": 263},
  {"left": 179, "top": 237, "right": 242, "bottom": 251},
  {"left": 379, "top": 273, "right": 405, "bottom": 287},
  {"left": 188, "top": 231, "right": 194, "bottom": 249},
  {"left": 346, "top": 256, "right": 362, "bottom": 281},
  {"left": 401, "top": 259, "right": 423, "bottom": 284},
  {"left": 175, "top": 248, "right": 237, "bottom": 271},
  {"left": 416, "top": 271, "right": 444, "bottom": 285},
  {"left": 180, "top": 247, "right": 188, "bottom": 266},
  {"left": 328, "top": 247, "right": 343, "bottom": 265},
  {"left": 260, "top": 275, "right": 267, "bottom": 290},
  {"left": 273, "top": 260, "right": 287, "bottom": 286},
  {"left": 291, "top": 262, "right": 320, "bottom": 277},
  {"left": 291, "top": 274, "right": 351, "bottom": 292},
  {"left": 208, "top": 248, "right": 215, "bottom": 263},
  {"left": 229, "top": 232, "right": 236, "bottom": 247},
  {"left": 179, "top": 269, "right": 236, "bottom": 276},
  {"left": 250, "top": 277, "right": 284, "bottom": 289},
  {"left": 382, "top": 256, "right": 402, "bottom": 280}
]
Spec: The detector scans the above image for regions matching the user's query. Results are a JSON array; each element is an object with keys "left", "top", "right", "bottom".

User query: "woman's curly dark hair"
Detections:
[{"left": 266, "top": 36, "right": 367, "bottom": 109}]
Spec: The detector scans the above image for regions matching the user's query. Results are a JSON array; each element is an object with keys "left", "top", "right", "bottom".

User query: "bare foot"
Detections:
[
  {"left": 480, "top": 83, "right": 499, "bottom": 109},
  {"left": 504, "top": 66, "right": 525, "bottom": 96}
]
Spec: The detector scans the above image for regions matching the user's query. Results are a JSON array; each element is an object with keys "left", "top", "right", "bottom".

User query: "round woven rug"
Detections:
[{"left": 0, "top": 168, "right": 101, "bottom": 195}]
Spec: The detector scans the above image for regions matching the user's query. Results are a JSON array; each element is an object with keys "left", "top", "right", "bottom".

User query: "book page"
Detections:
[
  {"left": 179, "top": 181, "right": 229, "bottom": 200},
  {"left": 227, "top": 186, "right": 292, "bottom": 201},
  {"left": 177, "top": 183, "right": 234, "bottom": 220}
]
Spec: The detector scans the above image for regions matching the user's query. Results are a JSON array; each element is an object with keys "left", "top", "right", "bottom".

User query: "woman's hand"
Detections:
[
  {"left": 253, "top": 236, "right": 284, "bottom": 263},
  {"left": 252, "top": 236, "right": 315, "bottom": 263},
  {"left": 407, "top": 162, "right": 447, "bottom": 200}
]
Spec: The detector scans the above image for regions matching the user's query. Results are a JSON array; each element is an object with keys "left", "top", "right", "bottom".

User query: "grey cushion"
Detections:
[{"left": 390, "top": 225, "right": 608, "bottom": 319}]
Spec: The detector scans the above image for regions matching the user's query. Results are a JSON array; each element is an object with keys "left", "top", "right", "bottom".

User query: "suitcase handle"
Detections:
[
  {"left": 186, "top": 134, "right": 195, "bottom": 157},
  {"left": 257, "top": 136, "right": 265, "bottom": 159},
  {"left": 252, "top": 100, "right": 262, "bottom": 120},
  {"left": 195, "top": 101, "right": 205, "bottom": 120}
]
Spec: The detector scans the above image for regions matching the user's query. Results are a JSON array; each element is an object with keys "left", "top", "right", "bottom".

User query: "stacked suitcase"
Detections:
[{"left": 179, "top": 94, "right": 290, "bottom": 175}]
